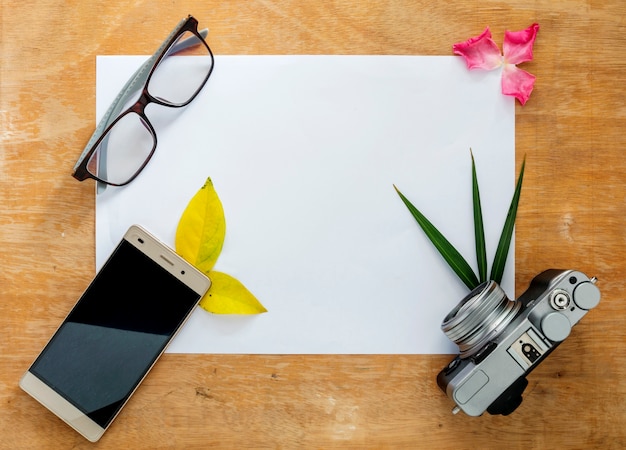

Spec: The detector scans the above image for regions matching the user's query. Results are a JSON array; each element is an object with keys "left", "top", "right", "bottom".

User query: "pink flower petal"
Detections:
[
  {"left": 453, "top": 27, "right": 503, "bottom": 70},
  {"left": 501, "top": 64, "right": 536, "bottom": 105},
  {"left": 502, "top": 23, "right": 540, "bottom": 65}
]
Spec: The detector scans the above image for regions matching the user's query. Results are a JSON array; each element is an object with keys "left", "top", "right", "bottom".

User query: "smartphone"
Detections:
[{"left": 19, "top": 225, "right": 211, "bottom": 442}]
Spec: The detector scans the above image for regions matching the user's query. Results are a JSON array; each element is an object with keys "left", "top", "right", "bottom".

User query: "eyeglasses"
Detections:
[{"left": 72, "top": 15, "right": 214, "bottom": 190}]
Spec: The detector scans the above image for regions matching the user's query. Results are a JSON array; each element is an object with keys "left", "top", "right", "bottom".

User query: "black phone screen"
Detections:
[{"left": 29, "top": 240, "right": 201, "bottom": 428}]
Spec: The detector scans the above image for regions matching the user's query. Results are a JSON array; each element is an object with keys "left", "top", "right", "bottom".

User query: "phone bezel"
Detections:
[{"left": 19, "top": 225, "right": 211, "bottom": 442}]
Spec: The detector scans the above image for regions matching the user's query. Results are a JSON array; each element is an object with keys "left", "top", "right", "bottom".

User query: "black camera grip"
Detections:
[{"left": 486, "top": 377, "right": 529, "bottom": 416}]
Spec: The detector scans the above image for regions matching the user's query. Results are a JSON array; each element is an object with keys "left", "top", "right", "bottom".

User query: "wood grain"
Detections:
[{"left": 2, "top": 1, "right": 625, "bottom": 448}]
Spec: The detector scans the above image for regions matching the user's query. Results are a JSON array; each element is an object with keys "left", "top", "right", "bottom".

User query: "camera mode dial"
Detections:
[{"left": 541, "top": 312, "right": 571, "bottom": 342}]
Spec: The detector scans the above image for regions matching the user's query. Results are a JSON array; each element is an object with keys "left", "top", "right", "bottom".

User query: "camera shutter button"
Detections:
[{"left": 541, "top": 312, "right": 571, "bottom": 342}]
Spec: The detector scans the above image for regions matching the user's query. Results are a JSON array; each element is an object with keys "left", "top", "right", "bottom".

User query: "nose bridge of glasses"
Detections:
[{"left": 128, "top": 90, "right": 155, "bottom": 113}]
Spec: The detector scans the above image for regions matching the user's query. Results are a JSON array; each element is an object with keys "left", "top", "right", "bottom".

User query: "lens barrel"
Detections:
[{"left": 441, "top": 281, "right": 521, "bottom": 358}]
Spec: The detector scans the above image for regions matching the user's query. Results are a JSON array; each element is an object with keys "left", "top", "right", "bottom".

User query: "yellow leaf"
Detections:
[
  {"left": 176, "top": 177, "right": 267, "bottom": 315},
  {"left": 201, "top": 271, "right": 268, "bottom": 314},
  {"left": 175, "top": 177, "right": 225, "bottom": 273}
]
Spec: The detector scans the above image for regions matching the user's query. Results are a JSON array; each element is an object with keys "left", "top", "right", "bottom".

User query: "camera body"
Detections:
[{"left": 437, "top": 269, "right": 600, "bottom": 416}]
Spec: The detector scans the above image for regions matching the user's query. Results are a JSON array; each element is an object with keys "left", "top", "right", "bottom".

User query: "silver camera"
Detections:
[{"left": 437, "top": 269, "right": 600, "bottom": 416}]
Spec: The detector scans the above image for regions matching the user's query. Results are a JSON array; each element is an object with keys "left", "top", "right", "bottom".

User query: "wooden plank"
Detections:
[{"left": 2, "top": 1, "right": 625, "bottom": 447}]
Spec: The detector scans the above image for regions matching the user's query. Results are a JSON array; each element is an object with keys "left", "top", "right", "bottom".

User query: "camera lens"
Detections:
[{"left": 441, "top": 281, "right": 521, "bottom": 358}]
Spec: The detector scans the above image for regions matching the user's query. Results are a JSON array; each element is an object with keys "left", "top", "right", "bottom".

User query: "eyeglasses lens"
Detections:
[
  {"left": 148, "top": 31, "right": 213, "bottom": 106},
  {"left": 86, "top": 112, "right": 155, "bottom": 185}
]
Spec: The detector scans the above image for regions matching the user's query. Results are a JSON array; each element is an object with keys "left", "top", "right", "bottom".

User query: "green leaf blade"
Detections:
[
  {"left": 471, "top": 151, "right": 488, "bottom": 283},
  {"left": 490, "top": 157, "right": 526, "bottom": 284},
  {"left": 394, "top": 185, "right": 480, "bottom": 290}
]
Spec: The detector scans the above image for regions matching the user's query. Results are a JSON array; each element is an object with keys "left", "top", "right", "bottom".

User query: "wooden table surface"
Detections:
[{"left": 2, "top": 1, "right": 625, "bottom": 448}]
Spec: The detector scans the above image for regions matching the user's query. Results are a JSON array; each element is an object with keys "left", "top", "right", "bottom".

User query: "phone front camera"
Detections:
[{"left": 181, "top": 270, "right": 186, "bottom": 275}]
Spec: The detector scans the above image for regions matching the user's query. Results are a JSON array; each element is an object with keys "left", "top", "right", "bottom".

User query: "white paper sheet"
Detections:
[{"left": 95, "top": 55, "right": 515, "bottom": 354}]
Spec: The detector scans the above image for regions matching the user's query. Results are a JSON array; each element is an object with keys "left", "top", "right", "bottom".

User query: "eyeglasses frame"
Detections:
[{"left": 72, "top": 15, "right": 214, "bottom": 189}]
